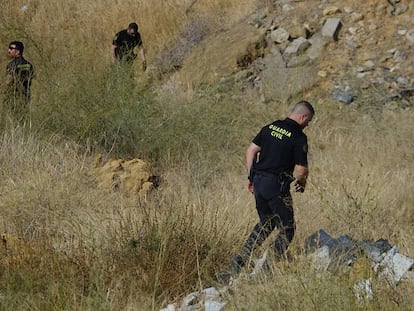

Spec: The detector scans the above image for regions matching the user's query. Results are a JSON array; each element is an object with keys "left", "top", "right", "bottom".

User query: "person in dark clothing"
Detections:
[
  {"left": 2, "top": 41, "right": 34, "bottom": 119},
  {"left": 111, "top": 22, "right": 147, "bottom": 70},
  {"left": 218, "top": 101, "right": 315, "bottom": 282}
]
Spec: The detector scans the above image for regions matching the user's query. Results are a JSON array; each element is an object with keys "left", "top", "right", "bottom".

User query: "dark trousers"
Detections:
[{"left": 231, "top": 173, "right": 295, "bottom": 272}]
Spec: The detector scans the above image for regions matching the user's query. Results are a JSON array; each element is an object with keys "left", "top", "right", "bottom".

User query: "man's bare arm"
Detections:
[
  {"left": 246, "top": 142, "right": 261, "bottom": 173},
  {"left": 111, "top": 45, "right": 117, "bottom": 62},
  {"left": 245, "top": 142, "right": 261, "bottom": 193},
  {"left": 138, "top": 45, "right": 146, "bottom": 62},
  {"left": 293, "top": 164, "right": 309, "bottom": 192}
]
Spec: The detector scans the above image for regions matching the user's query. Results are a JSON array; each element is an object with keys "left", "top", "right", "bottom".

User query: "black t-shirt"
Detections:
[
  {"left": 6, "top": 56, "right": 34, "bottom": 97},
  {"left": 252, "top": 117, "right": 308, "bottom": 176},
  {"left": 112, "top": 29, "right": 143, "bottom": 61}
]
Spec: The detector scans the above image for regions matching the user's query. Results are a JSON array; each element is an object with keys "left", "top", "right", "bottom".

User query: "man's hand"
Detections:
[
  {"left": 294, "top": 180, "right": 305, "bottom": 193},
  {"left": 248, "top": 181, "right": 254, "bottom": 193},
  {"left": 142, "top": 60, "right": 147, "bottom": 71}
]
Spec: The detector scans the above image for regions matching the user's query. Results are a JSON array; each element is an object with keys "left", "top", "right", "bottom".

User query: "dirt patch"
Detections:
[
  {"left": 177, "top": 22, "right": 266, "bottom": 86},
  {"left": 94, "top": 156, "right": 158, "bottom": 199}
]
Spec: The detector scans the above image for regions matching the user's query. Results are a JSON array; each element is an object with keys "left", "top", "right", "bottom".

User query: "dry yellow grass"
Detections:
[
  {"left": 1, "top": 0, "right": 414, "bottom": 309},
  {"left": 0, "top": 0, "right": 256, "bottom": 64}
]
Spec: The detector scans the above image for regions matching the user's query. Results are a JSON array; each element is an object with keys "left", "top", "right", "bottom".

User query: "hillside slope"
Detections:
[{"left": 172, "top": 0, "right": 413, "bottom": 107}]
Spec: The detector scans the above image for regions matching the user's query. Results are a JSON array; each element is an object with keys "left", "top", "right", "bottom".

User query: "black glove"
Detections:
[
  {"left": 279, "top": 173, "right": 294, "bottom": 194},
  {"left": 294, "top": 180, "right": 305, "bottom": 193},
  {"left": 142, "top": 60, "right": 147, "bottom": 71}
]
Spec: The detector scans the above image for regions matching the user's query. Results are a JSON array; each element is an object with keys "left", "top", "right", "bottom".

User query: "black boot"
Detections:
[
  {"left": 216, "top": 223, "right": 273, "bottom": 284},
  {"left": 215, "top": 252, "right": 247, "bottom": 285}
]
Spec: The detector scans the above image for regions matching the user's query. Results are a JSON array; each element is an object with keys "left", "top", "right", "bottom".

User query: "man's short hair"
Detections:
[
  {"left": 9, "top": 41, "right": 24, "bottom": 54},
  {"left": 128, "top": 22, "right": 139, "bottom": 32},
  {"left": 293, "top": 100, "right": 315, "bottom": 116}
]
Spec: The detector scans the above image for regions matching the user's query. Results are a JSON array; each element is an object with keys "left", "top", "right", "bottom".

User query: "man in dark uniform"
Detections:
[
  {"left": 218, "top": 101, "right": 315, "bottom": 282},
  {"left": 111, "top": 22, "right": 147, "bottom": 70},
  {"left": 2, "top": 41, "right": 34, "bottom": 119}
]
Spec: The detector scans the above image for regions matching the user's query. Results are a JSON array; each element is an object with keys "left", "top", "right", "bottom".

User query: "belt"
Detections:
[{"left": 255, "top": 170, "right": 279, "bottom": 178}]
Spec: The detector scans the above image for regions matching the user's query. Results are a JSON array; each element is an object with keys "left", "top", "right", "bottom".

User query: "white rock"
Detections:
[
  {"left": 203, "top": 287, "right": 220, "bottom": 300},
  {"left": 318, "top": 70, "right": 327, "bottom": 78},
  {"left": 374, "top": 246, "right": 414, "bottom": 284},
  {"left": 393, "top": 50, "right": 406, "bottom": 62},
  {"left": 284, "top": 37, "right": 311, "bottom": 55},
  {"left": 397, "top": 77, "right": 409, "bottom": 85},
  {"left": 350, "top": 12, "right": 364, "bottom": 23},
  {"left": 387, "top": 48, "right": 397, "bottom": 55},
  {"left": 343, "top": 6, "right": 354, "bottom": 14},
  {"left": 270, "top": 28, "right": 290, "bottom": 44},
  {"left": 204, "top": 300, "right": 226, "bottom": 311},
  {"left": 353, "top": 279, "right": 374, "bottom": 300},
  {"left": 309, "top": 246, "right": 331, "bottom": 269},
  {"left": 394, "top": 4, "right": 408, "bottom": 15},
  {"left": 323, "top": 6, "right": 340, "bottom": 16},
  {"left": 159, "top": 304, "right": 176, "bottom": 311},
  {"left": 364, "top": 60, "right": 375, "bottom": 68},
  {"left": 321, "top": 18, "right": 342, "bottom": 41},
  {"left": 182, "top": 292, "right": 200, "bottom": 307},
  {"left": 401, "top": 270, "right": 414, "bottom": 280},
  {"left": 368, "top": 24, "right": 377, "bottom": 31},
  {"left": 390, "top": 66, "right": 400, "bottom": 72},
  {"left": 357, "top": 72, "right": 369, "bottom": 78},
  {"left": 406, "top": 28, "right": 414, "bottom": 42},
  {"left": 282, "top": 4, "right": 294, "bottom": 11},
  {"left": 348, "top": 27, "right": 358, "bottom": 35}
]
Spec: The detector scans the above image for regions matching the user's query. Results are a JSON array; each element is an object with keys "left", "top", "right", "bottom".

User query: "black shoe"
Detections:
[
  {"left": 215, "top": 256, "right": 243, "bottom": 285},
  {"left": 229, "top": 253, "right": 246, "bottom": 274},
  {"left": 215, "top": 253, "right": 248, "bottom": 285}
]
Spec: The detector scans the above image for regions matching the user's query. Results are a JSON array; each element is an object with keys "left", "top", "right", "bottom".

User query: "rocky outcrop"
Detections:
[
  {"left": 162, "top": 1, "right": 414, "bottom": 107},
  {"left": 94, "top": 156, "right": 158, "bottom": 199},
  {"left": 181, "top": 0, "right": 414, "bottom": 106},
  {"left": 177, "top": 22, "right": 266, "bottom": 86},
  {"left": 158, "top": 229, "right": 414, "bottom": 310}
]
